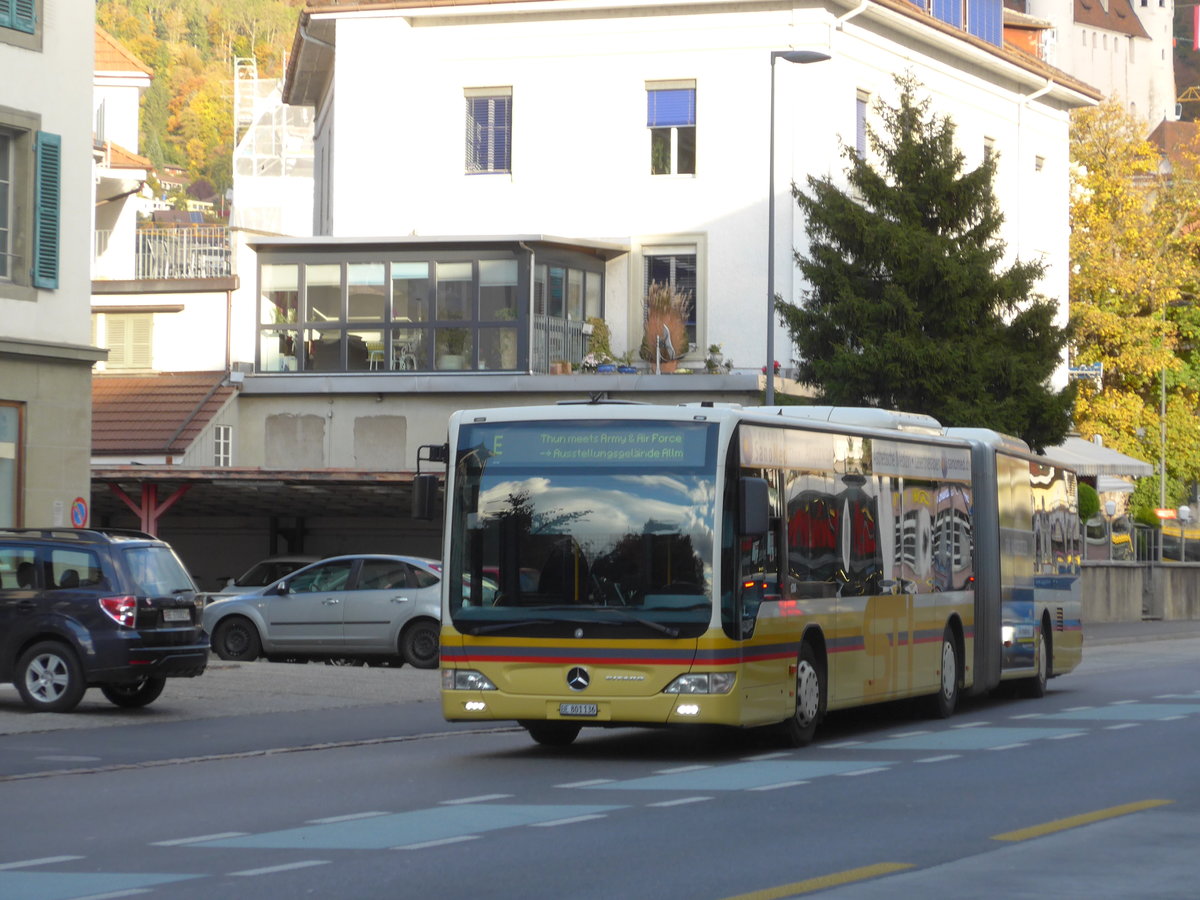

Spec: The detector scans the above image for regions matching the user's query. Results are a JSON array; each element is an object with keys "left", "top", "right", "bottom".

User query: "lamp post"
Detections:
[
  {"left": 1104, "top": 499, "right": 1117, "bottom": 562},
  {"left": 1180, "top": 505, "right": 1191, "bottom": 563},
  {"left": 766, "top": 49, "right": 830, "bottom": 406}
]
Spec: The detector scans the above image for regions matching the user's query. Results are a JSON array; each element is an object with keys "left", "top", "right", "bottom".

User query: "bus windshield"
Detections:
[{"left": 448, "top": 419, "right": 718, "bottom": 638}]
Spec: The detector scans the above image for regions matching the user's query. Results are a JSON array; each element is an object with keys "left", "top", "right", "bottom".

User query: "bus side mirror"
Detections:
[
  {"left": 412, "top": 474, "right": 440, "bottom": 520},
  {"left": 739, "top": 477, "right": 770, "bottom": 536}
]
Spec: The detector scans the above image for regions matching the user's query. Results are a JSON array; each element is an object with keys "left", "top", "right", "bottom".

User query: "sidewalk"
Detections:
[{"left": 1085, "top": 618, "right": 1200, "bottom": 646}]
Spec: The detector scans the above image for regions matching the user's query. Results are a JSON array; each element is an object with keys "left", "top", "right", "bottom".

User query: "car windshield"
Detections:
[
  {"left": 122, "top": 546, "right": 195, "bottom": 596},
  {"left": 448, "top": 419, "right": 717, "bottom": 639},
  {"left": 235, "top": 560, "right": 309, "bottom": 587}
]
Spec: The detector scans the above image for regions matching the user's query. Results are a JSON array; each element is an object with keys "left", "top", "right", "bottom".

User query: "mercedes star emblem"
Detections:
[{"left": 566, "top": 667, "right": 590, "bottom": 691}]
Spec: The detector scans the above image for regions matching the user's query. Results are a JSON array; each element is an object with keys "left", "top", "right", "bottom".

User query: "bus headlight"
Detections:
[
  {"left": 663, "top": 673, "right": 735, "bottom": 695},
  {"left": 442, "top": 669, "right": 497, "bottom": 691}
]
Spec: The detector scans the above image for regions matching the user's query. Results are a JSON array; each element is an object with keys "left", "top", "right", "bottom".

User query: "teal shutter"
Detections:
[
  {"left": 33, "top": 131, "right": 60, "bottom": 290},
  {"left": 1, "top": 0, "right": 37, "bottom": 34}
]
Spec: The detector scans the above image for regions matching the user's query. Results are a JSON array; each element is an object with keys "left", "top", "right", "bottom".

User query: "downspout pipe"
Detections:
[
  {"left": 299, "top": 21, "right": 335, "bottom": 50},
  {"left": 835, "top": 0, "right": 870, "bottom": 30}
]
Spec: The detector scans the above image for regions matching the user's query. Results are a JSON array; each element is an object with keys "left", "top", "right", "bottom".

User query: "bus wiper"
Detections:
[
  {"left": 469, "top": 607, "right": 679, "bottom": 638},
  {"left": 596, "top": 608, "right": 679, "bottom": 637}
]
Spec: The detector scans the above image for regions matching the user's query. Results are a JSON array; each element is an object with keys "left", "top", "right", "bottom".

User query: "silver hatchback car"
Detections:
[{"left": 202, "top": 554, "right": 442, "bottom": 668}]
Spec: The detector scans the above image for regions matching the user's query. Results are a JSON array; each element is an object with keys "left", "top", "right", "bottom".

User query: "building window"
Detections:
[
  {"left": 0, "top": 402, "right": 21, "bottom": 527},
  {"left": 855, "top": 90, "right": 870, "bottom": 158},
  {"left": 465, "top": 88, "right": 511, "bottom": 174},
  {"left": 0, "top": 0, "right": 41, "bottom": 51},
  {"left": 0, "top": 109, "right": 58, "bottom": 297},
  {"left": 214, "top": 425, "right": 232, "bottom": 467},
  {"left": 98, "top": 313, "right": 153, "bottom": 370},
  {"left": 647, "top": 81, "right": 696, "bottom": 175},
  {"left": 1034, "top": 155, "right": 1045, "bottom": 172},
  {"left": 643, "top": 247, "right": 697, "bottom": 350},
  {"left": 983, "top": 136, "right": 996, "bottom": 163}
]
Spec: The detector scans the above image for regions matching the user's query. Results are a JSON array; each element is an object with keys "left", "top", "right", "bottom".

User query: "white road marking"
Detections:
[
  {"left": 440, "top": 793, "right": 513, "bottom": 805},
  {"left": 152, "top": 832, "right": 248, "bottom": 846},
  {"left": 306, "top": 811, "right": 389, "bottom": 824},
  {"left": 647, "top": 796, "right": 714, "bottom": 806},
  {"left": 555, "top": 779, "right": 615, "bottom": 788},
  {"left": 229, "top": 860, "right": 329, "bottom": 877},
  {"left": 394, "top": 835, "right": 480, "bottom": 850},
  {"left": 529, "top": 814, "right": 609, "bottom": 827},
  {"left": 0, "top": 855, "right": 84, "bottom": 870}
]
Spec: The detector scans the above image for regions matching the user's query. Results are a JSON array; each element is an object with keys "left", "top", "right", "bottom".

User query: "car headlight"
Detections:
[
  {"left": 663, "top": 673, "right": 735, "bottom": 695},
  {"left": 442, "top": 669, "right": 497, "bottom": 691}
]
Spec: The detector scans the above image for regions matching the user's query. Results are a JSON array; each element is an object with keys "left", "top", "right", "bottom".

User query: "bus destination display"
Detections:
[{"left": 462, "top": 421, "right": 712, "bottom": 468}]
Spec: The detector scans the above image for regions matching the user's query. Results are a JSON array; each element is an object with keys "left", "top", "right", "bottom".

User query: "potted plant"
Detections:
[
  {"left": 616, "top": 349, "right": 638, "bottom": 374},
  {"left": 640, "top": 280, "right": 691, "bottom": 373},
  {"left": 495, "top": 307, "right": 518, "bottom": 369},
  {"left": 437, "top": 316, "right": 470, "bottom": 370},
  {"left": 704, "top": 344, "right": 724, "bottom": 374}
]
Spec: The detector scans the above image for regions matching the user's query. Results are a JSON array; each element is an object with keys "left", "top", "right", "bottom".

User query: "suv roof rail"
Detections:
[{"left": 0, "top": 527, "right": 157, "bottom": 541}]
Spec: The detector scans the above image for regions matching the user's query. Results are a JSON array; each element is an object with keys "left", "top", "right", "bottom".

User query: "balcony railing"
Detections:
[{"left": 136, "top": 227, "right": 231, "bottom": 279}]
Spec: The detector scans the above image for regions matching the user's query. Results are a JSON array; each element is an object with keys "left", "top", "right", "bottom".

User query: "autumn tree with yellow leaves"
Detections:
[{"left": 1069, "top": 99, "right": 1200, "bottom": 514}]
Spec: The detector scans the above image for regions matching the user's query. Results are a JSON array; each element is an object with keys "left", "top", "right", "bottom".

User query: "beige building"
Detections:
[{"left": 1, "top": 3, "right": 103, "bottom": 527}]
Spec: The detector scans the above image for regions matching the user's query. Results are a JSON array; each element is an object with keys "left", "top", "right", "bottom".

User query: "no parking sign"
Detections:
[{"left": 70, "top": 496, "right": 88, "bottom": 528}]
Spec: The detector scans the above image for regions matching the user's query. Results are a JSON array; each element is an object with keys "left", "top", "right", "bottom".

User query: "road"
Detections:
[{"left": 0, "top": 625, "right": 1197, "bottom": 899}]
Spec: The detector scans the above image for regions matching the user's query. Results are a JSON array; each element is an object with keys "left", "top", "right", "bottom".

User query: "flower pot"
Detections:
[
  {"left": 438, "top": 354, "right": 465, "bottom": 371},
  {"left": 617, "top": 365, "right": 637, "bottom": 374},
  {"left": 596, "top": 363, "right": 616, "bottom": 373},
  {"left": 657, "top": 358, "right": 678, "bottom": 374}
]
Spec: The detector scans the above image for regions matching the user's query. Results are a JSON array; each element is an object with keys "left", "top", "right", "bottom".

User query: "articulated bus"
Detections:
[{"left": 437, "top": 401, "right": 1082, "bottom": 746}]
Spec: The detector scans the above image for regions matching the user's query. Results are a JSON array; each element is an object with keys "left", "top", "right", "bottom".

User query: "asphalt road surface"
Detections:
[{"left": 0, "top": 622, "right": 1197, "bottom": 900}]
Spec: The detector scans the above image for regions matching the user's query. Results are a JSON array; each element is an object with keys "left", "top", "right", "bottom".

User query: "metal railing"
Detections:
[
  {"left": 532, "top": 315, "right": 585, "bottom": 374},
  {"left": 135, "top": 227, "right": 231, "bottom": 279}
]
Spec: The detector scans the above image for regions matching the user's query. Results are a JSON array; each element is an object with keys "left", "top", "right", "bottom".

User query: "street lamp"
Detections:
[
  {"left": 1179, "top": 505, "right": 1191, "bottom": 562},
  {"left": 1104, "top": 499, "right": 1117, "bottom": 561},
  {"left": 766, "top": 49, "right": 830, "bottom": 405}
]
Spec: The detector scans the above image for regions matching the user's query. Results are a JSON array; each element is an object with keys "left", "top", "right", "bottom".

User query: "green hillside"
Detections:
[{"left": 96, "top": 0, "right": 304, "bottom": 197}]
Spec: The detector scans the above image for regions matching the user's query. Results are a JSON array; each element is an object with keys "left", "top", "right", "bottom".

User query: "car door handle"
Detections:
[
  {"left": 390, "top": 596, "right": 410, "bottom": 603},
  {"left": 322, "top": 598, "right": 341, "bottom": 605},
  {"left": 16, "top": 600, "right": 37, "bottom": 614}
]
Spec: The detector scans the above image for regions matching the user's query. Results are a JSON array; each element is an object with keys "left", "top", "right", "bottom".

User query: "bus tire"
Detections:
[
  {"left": 522, "top": 721, "right": 581, "bottom": 747},
  {"left": 926, "top": 625, "right": 960, "bottom": 718},
  {"left": 1019, "top": 623, "right": 1050, "bottom": 699},
  {"left": 779, "top": 642, "right": 824, "bottom": 747}
]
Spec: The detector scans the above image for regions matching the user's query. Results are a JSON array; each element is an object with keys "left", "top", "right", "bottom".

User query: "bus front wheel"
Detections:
[
  {"left": 1019, "top": 624, "right": 1050, "bottom": 699},
  {"left": 780, "top": 643, "right": 824, "bottom": 747},
  {"left": 521, "top": 721, "right": 581, "bottom": 747}
]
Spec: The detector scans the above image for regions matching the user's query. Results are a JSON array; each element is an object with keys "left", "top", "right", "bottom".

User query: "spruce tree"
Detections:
[{"left": 778, "top": 74, "right": 1074, "bottom": 451}]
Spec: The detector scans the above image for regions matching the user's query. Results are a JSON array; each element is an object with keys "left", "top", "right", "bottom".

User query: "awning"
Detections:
[
  {"left": 1096, "top": 475, "right": 1135, "bottom": 494},
  {"left": 1040, "top": 436, "right": 1154, "bottom": 478}
]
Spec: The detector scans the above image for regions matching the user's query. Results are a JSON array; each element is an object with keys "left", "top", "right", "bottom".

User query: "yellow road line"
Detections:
[
  {"left": 992, "top": 798, "right": 1173, "bottom": 842},
  {"left": 721, "top": 862, "right": 914, "bottom": 900}
]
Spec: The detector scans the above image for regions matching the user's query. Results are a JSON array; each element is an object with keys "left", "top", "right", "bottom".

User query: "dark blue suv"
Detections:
[{"left": 0, "top": 528, "right": 209, "bottom": 712}]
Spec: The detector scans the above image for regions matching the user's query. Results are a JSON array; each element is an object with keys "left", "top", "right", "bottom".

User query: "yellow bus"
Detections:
[{"left": 435, "top": 402, "right": 1082, "bottom": 746}]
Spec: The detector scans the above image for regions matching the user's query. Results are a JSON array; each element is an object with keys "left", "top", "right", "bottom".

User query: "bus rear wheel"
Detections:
[
  {"left": 779, "top": 642, "right": 824, "bottom": 747},
  {"left": 521, "top": 721, "right": 581, "bottom": 747},
  {"left": 926, "top": 625, "right": 960, "bottom": 718}
]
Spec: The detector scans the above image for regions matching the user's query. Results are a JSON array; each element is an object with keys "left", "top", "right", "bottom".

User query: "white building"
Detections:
[
  {"left": 93, "top": 25, "right": 153, "bottom": 282},
  {"left": 1, "top": 2, "right": 102, "bottom": 528},
  {"left": 1020, "top": 0, "right": 1177, "bottom": 128},
  {"left": 274, "top": 0, "right": 1099, "bottom": 385}
]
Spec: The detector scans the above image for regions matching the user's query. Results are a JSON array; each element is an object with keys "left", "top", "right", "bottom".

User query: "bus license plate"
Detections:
[
  {"left": 559, "top": 703, "right": 598, "bottom": 717},
  {"left": 163, "top": 608, "right": 191, "bottom": 623}
]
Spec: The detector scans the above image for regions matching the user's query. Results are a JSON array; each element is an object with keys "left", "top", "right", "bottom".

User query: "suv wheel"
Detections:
[
  {"left": 100, "top": 676, "right": 167, "bottom": 708},
  {"left": 16, "top": 641, "right": 87, "bottom": 712}
]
